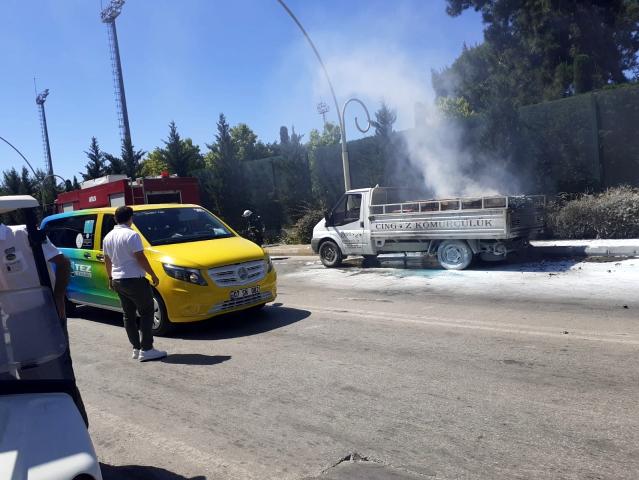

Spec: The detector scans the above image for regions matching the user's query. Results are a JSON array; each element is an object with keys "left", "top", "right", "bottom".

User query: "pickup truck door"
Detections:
[{"left": 330, "top": 193, "right": 366, "bottom": 254}]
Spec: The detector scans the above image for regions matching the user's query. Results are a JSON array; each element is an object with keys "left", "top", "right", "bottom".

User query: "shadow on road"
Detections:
[
  {"left": 73, "top": 305, "right": 311, "bottom": 341},
  {"left": 175, "top": 305, "right": 311, "bottom": 341},
  {"left": 100, "top": 463, "right": 205, "bottom": 480},
  {"left": 160, "top": 354, "right": 231, "bottom": 365},
  {"left": 338, "top": 251, "right": 582, "bottom": 273},
  {"left": 72, "top": 307, "right": 122, "bottom": 327}
]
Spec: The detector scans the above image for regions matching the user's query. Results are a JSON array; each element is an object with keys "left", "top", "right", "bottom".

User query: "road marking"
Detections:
[{"left": 283, "top": 304, "right": 639, "bottom": 345}]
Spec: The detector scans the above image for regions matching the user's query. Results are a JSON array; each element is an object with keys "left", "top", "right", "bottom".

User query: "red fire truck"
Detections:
[{"left": 55, "top": 174, "right": 201, "bottom": 213}]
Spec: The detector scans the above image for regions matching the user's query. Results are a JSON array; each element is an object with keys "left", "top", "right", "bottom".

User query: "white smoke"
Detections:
[{"left": 307, "top": 36, "right": 521, "bottom": 197}]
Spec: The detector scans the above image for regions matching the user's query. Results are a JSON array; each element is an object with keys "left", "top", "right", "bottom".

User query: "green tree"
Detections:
[
  {"left": 368, "top": 103, "right": 398, "bottom": 187},
  {"left": 158, "top": 121, "right": 204, "bottom": 176},
  {"left": 82, "top": 137, "right": 107, "bottom": 181},
  {"left": 436, "top": 96, "right": 475, "bottom": 119},
  {"left": 64, "top": 176, "right": 81, "bottom": 192},
  {"left": 307, "top": 122, "right": 341, "bottom": 205},
  {"left": 104, "top": 153, "right": 125, "bottom": 175},
  {"left": 1, "top": 167, "right": 32, "bottom": 224},
  {"left": 20, "top": 166, "right": 36, "bottom": 194},
  {"left": 230, "top": 123, "right": 258, "bottom": 161},
  {"left": 371, "top": 102, "right": 397, "bottom": 140},
  {"left": 105, "top": 138, "right": 145, "bottom": 178},
  {"left": 573, "top": 54, "right": 593, "bottom": 94},
  {"left": 440, "top": 1, "right": 639, "bottom": 104},
  {"left": 140, "top": 148, "right": 169, "bottom": 177},
  {"left": 2, "top": 168, "right": 25, "bottom": 195},
  {"left": 204, "top": 113, "right": 244, "bottom": 225},
  {"left": 307, "top": 122, "right": 341, "bottom": 150},
  {"left": 277, "top": 127, "right": 312, "bottom": 220}
]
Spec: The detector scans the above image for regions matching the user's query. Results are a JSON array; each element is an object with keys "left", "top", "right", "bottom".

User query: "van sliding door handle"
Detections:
[{"left": 83, "top": 252, "right": 92, "bottom": 259}]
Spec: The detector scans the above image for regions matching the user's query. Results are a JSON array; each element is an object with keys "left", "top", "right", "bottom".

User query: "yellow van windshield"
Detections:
[{"left": 133, "top": 207, "right": 233, "bottom": 246}]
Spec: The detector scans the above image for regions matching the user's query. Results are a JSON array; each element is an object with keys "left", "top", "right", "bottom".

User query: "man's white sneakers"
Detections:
[
  {"left": 139, "top": 348, "right": 168, "bottom": 362},
  {"left": 132, "top": 349, "right": 140, "bottom": 360}
]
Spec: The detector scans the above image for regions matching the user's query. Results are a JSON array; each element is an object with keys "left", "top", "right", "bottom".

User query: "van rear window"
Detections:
[{"left": 133, "top": 208, "right": 233, "bottom": 246}]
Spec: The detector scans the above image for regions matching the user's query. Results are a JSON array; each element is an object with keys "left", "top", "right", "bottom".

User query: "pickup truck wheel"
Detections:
[
  {"left": 151, "top": 290, "right": 174, "bottom": 336},
  {"left": 319, "top": 240, "right": 343, "bottom": 268},
  {"left": 437, "top": 240, "right": 474, "bottom": 270}
]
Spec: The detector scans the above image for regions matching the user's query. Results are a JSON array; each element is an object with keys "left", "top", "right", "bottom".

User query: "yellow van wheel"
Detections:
[{"left": 152, "top": 290, "right": 174, "bottom": 336}]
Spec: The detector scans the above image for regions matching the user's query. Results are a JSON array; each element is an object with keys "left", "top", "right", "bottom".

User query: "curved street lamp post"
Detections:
[
  {"left": 0, "top": 135, "right": 67, "bottom": 214},
  {"left": 276, "top": 0, "right": 372, "bottom": 192}
]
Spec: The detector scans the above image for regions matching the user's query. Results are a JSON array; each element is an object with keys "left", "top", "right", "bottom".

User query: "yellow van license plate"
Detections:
[{"left": 230, "top": 286, "right": 260, "bottom": 300}]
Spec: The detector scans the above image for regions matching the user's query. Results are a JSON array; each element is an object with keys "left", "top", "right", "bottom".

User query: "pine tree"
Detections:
[
  {"left": 204, "top": 113, "right": 243, "bottom": 225},
  {"left": 1, "top": 168, "right": 32, "bottom": 224},
  {"left": 2, "top": 168, "right": 23, "bottom": 194},
  {"left": 105, "top": 153, "right": 125, "bottom": 175},
  {"left": 82, "top": 137, "right": 107, "bottom": 180},
  {"left": 371, "top": 103, "right": 397, "bottom": 140},
  {"left": 105, "top": 138, "right": 145, "bottom": 178},
  {"left": 122, "top": 137, "right": 145, "bottom": 179},
  {"left": 159, "top": 121, "right": 203, "bottom": 176}
]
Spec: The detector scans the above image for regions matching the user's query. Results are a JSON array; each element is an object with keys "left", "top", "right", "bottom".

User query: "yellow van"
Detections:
[{"left": 40, "top": 204, "right": 277, "bottom": 334}]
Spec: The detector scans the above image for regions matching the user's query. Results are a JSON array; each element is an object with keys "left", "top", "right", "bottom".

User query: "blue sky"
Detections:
[{"left": 0, "top": 0, "right": 484, "bottom": 181}]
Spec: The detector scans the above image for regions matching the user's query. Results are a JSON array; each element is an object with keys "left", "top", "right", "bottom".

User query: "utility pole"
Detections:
[
  {"left": 101, "top": 0, "right": 132, "bottom": 146},
  {"left": 35, "top": 88, "right": 54, "bottom": 180},
  {"left": 316, "top": 101, "right": 329, "bottom": 126},
  {"left": 277, "top": 0, "right": 371, "bottom": 191},
  {"left": 35, "top": 88, "right": 56, "bottom": 212}
]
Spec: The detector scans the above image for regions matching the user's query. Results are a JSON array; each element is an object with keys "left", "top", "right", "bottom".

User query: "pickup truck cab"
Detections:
[{"left": 312, "top": 187, "right": 544, "bottom": 270}]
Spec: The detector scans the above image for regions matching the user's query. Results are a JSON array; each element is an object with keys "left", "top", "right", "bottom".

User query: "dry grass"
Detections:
[{"left": 546, "top": 186, "right": 639, "bottom": 239}]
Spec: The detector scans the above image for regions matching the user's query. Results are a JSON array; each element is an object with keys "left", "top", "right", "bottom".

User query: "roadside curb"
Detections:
[
  {"left": 265, "top": 243, "right": 639, "bottom": 259},
  {"left": 265, "top": 244, "right": 314, "bottom": 256},
  {"left": 531, "top": 245, "right": 639, "bottom": 257}
]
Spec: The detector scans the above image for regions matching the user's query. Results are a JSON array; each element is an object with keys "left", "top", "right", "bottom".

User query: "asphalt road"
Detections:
[{"left": 68, "top": 256, "right": 639, "bottom": 480}]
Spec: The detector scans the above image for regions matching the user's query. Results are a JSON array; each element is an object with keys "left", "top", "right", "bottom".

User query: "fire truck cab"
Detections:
[{"left": 55, "top": 174, "right": 201, "bottom": 213}]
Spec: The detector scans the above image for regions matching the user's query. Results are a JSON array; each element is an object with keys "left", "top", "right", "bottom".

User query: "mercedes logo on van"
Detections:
[{"left": 237, "top": 266, "right": 249, "bottom": 281}]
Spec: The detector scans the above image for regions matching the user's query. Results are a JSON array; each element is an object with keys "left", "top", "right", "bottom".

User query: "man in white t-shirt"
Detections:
[
  {"left": 103, "top": 206, "right": 167, "bottom": 362},
  {"left": 0, "top": 223, "right": 70, "bottom": 319}
]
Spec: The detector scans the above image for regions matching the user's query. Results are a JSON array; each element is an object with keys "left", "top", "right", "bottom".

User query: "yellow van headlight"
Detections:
[
  {"left": 266, "top": 255, "right": 274, "bottom": 273},
  {"left": 162, "top": 264, "right": 207, "bottom": 286}
]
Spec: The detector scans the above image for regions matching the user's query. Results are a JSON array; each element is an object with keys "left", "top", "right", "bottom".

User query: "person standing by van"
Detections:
[{"left": 103, "top": 206, "right": 167, "bottom": 362}]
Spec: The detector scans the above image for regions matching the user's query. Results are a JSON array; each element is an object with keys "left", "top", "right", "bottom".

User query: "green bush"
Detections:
[
  {"left": 284, "top": 208, "right": 325, "bottom": 244},
  {"left": 547, "top": 187, "right": 639, "bottom": 239}
]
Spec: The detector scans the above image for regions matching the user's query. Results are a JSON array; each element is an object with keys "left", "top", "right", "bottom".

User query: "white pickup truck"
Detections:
[{"left": 311, "top": 187, "right": 545, "bottom": 270}]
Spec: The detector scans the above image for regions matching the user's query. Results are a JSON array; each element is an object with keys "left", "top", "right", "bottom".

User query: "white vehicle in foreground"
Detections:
[
  {"left": 0, "top": 195, "right": 102, "bottom": 480},
  {"left": 312, "top": 187, "right": 545, "bottom": 270}
]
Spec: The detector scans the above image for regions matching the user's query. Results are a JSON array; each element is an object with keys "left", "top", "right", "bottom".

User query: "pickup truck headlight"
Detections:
[{"left": 162, "top": 264, "right": 207, "bottom": 286}]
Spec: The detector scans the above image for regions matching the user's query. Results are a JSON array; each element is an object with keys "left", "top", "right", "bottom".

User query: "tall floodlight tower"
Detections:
[
  {"left": 101, "top": 0, "right": 131, "bottom": 145},
  {"left": 35, "top": 88, "right": 54, "bottom": 179},
  {"left": 316, "top": 101, "right": 329, "bottom": 126}
]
